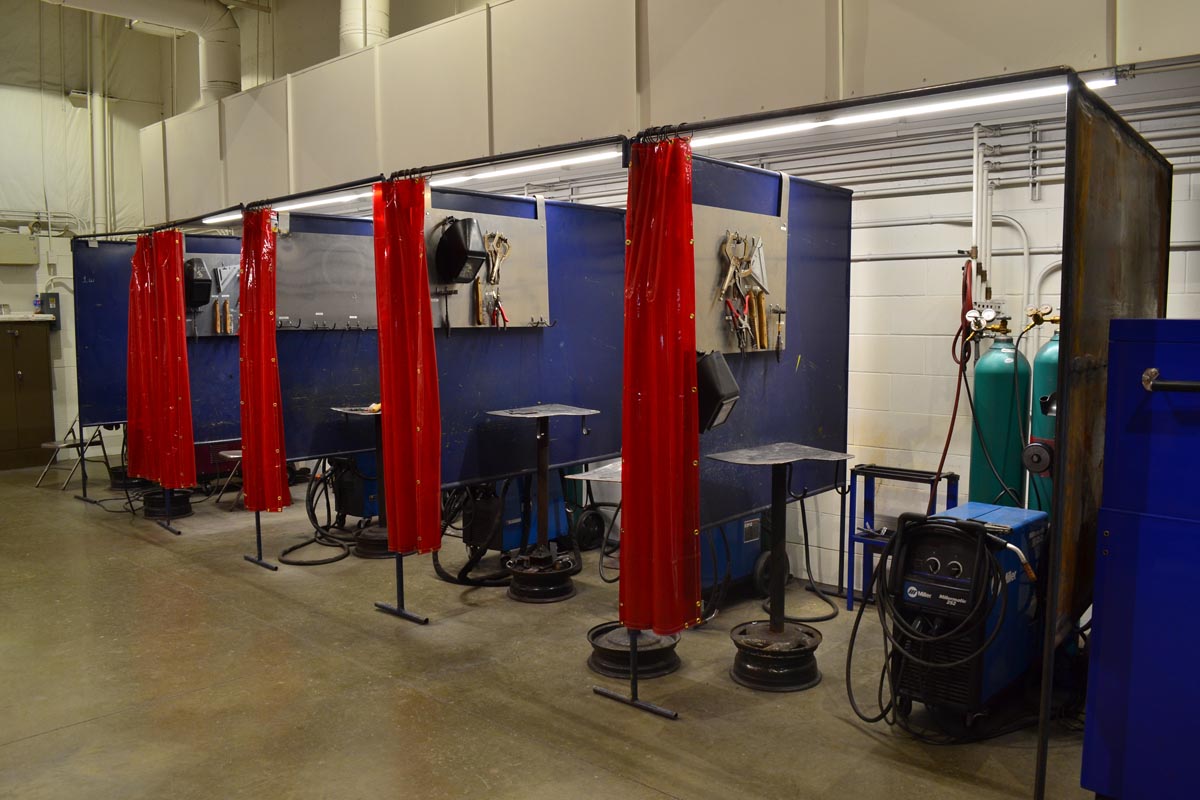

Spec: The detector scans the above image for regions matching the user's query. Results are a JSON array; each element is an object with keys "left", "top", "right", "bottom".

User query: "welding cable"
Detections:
[
  {"left": 278, "top": 458, "right": 353, "bottom": 566},
  {"left": 597, "top": 501, "right": 622, "bottom": 584},
  {"left": 700, "top": 524, "right": 734, "bottom": 623},
  {"left": 432, "top": 485, "right": 512, "bottom": 587}
]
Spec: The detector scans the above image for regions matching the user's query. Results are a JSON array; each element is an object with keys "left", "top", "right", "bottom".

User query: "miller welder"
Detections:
[{"left": 847, "top": 502, "right": 1046, "bottom": 733}]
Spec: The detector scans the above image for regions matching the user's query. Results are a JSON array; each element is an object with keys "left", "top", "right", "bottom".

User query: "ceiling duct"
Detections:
[
  {"left": 43, "top": 0, "right": 240, "bottom": 105},
  {"left": 340, "top": 0, "right": 389, "bottom": 55}
]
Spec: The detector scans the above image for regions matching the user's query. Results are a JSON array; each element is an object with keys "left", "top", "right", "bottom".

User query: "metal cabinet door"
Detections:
[
  {"left": 12, "top": 324, "right": 53, "bottom": 449},
  {"left": 0, "top": 330, "right": 17, "bottom": 452}
]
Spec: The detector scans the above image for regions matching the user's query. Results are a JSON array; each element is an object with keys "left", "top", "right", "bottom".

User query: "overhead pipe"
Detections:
[
  {"left": 44, "top": 0, "right": 240, "bottom": 105},
  {"left": 340, "top": 0, "right": 389, "bottom": 54}
]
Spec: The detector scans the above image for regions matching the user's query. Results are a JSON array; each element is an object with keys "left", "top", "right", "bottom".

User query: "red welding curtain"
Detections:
[
  {"left": 127, "top": 231, "right": 196, "bottom": 489},
  {"left": 619, "top": 139, "right": 701, "bottom": 636},
  {"left": 126, "top": 236, "right": 155, "bottom": 479},
  {"left": 238, "top": 209, "right": 291, "bottom": 512},
  {"left": 373, "top": 178, "right": 442, "bottom": 554}
]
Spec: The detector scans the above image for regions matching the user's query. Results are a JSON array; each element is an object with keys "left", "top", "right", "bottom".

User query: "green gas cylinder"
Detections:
[
  {"left": 1028, "top": 331, "right": 1059, "bottom": 513},
  {"left": 968, "top": 335, "right": 1031, "bottom": 507}
]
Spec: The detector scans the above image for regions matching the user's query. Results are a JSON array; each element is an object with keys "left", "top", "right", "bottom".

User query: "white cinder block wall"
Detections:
[{"left": 786, "top": 152, "right": 1200, "bottom": 594}]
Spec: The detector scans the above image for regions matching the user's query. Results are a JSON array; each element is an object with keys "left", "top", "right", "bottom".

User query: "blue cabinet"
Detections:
[{"left": 1081, "top": 319, "right": 1200, "bottom": 799}]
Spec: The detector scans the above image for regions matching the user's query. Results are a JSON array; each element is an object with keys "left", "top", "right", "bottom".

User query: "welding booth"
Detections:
[{"left": 63, "top": 62, "right": 1186, "bottom": 799}]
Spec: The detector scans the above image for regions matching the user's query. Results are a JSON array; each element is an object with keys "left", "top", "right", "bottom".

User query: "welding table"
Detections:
[
  {"left": 708, "top": 442, "right": 852, "bottom": 692},
  {"left": 486, "top": 403, "right": 599, "bottom": 603}
]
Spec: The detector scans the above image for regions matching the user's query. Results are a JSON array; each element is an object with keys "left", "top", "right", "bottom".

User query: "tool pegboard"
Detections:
[
  {"left": 184, "top": 253, "right": 241, "bottom": 338},
  {"left": 690, "top": 155, "right": 853, "bottom": 527},
  {"left": 276, "top": 215, "right": 377, "bottom": 330},
  {"left": 424, "top": 191, "right": 551, "bottom": 331},
  {"left": 694, "top": 174, "right": 789, "bottom": 356}
]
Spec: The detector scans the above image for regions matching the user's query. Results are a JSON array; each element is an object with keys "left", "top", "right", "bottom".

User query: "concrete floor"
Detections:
[{"left": 0, "top": 468, "right": 1089, "bottom": 800}]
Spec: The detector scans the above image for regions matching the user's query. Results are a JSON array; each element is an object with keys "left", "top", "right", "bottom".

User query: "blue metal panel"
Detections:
[
  {"left": 696, "top": 160, "right": 853, "bottom": 527},
  {"left": 1101, "top": 319, "right": 1200, "bottom": 520},
  {"left": 277, "top": 329, "right": 380, "bottom": 459},
  {"left": 692, "top": 155, "right": 782, "bottom": 216},
  {"left": 287, "top": 213, "right": 373, "bottom": 237},
  {"left": 1082, "top": 318, "right": 1199, "bottom": 800},
  {"left": 72, "top": 235, "right": 242, "bottom": 445},
  {"left": 1083, "top": 508, "right": 1198, "bottom": 799},
  {"left": 434, "top": 187, "right": 539, "bottom": 220}
]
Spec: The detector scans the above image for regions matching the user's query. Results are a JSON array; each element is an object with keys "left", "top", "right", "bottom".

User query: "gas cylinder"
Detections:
[
  {"left": 1028, "top": 331, "right": 1059, "bottom": 513},
  {"left": 968, "top": 335, "right": 1031, "bottom": 507}
]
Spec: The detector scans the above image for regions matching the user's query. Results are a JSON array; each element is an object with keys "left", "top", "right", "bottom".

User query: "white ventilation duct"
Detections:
[
  {"left": 43, "top": 0, "right": 240, "bottom": 105},
  {"left": 340, "top": 0, "right": 389, "bottom": 55}
]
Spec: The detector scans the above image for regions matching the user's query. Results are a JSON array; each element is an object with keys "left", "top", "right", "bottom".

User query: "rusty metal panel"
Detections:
[{"left": 1052, "top": 76, "right": 1172, "bottom": 643}]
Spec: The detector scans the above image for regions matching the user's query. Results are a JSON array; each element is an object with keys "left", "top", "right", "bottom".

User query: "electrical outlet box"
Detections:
[{"left": 39, "top": 292, "right": 61, "bottom": 331}]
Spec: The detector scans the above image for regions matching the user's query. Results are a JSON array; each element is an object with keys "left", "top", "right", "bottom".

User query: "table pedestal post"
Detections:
[
  {"left": 507, "top": 416, "right": 575, "bottom": 603},
  {"left": 729, "top": 463, "right": 823, "bottom": 692}
]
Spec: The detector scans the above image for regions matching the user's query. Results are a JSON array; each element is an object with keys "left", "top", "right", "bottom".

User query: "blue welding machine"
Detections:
[{"left": 888, "top": 503, "right": 1047, "bottom": 719}]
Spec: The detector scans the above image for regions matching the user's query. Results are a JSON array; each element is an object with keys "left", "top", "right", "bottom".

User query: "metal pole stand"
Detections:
[
  {"left": 73, "top": 427, "right": 102, "bottom": 506},
  {"left": 593, "top": 629, "right": 679, "bottom": 720},
  {"left": 729, "top": 463, "right": 822, "bottom": 692},
  {"left": 154, "top": 488, "right": 183, "bottom": 536},
  {"left": 507, "top": 416, "right": 576, "bottom": 603},
  {"left": 243, "top": 511, "right": 278, "bottom": 571},
  {"left": 374, "top": 552, "right": 429, "bottom": 625}
]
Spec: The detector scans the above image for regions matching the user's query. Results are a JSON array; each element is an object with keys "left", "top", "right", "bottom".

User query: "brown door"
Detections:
[
  {"left": 0, "top": 330, "right": 18, "bottom": 452},
  {"left": 13, "top": 324, "right": 54, "bottom": 449}
]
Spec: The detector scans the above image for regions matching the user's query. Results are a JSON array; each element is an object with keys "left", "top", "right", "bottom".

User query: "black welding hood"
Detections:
[
  {"left": 697, "top": 350, "right": 740, "bottom": 432},
  {"left": 434, "top": 216, "right": 488, "bottom": 284},
  {"left": 183, "top": 258, "right": 213, "bottom": 309}
]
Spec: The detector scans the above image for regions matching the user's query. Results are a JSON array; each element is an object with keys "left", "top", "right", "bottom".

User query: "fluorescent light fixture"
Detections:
[
  {"left": 430, "top": 148, "right": 623, "bottom": 188},
  {"left": 202, "top": 210, "right": 243, "bottom": 224},
  {"left": 691, "top": 77, "right": 1116, "bottom": 149},
  {"left": 275, "top": 190, "right": 372, "bottom": 213}
]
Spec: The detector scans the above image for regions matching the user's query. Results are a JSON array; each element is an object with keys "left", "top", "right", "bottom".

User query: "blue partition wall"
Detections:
[
  {"left": 692, "top": 156, "right": 853, "bottom": 527},
  {"left": 70, "top": 192, "right": 627, "bottom": 480},
  {"left": 73, "top": 234, "right": 242, "bottom": 444},
  {"left": 70, "top": 167, "right": 848, "bottom": 516}
]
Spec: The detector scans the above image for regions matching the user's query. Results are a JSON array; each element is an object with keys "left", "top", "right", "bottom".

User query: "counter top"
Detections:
[{"left": 0, "top": 314, "right": 56, "bottom": 322}]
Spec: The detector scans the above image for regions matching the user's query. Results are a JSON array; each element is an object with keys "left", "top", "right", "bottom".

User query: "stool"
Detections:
[
  {"left": 216, "top": 449, "right": 243, "bottom": 510},
  {"left": 846, "top": 465, "right": 959, "bottom": 610}
]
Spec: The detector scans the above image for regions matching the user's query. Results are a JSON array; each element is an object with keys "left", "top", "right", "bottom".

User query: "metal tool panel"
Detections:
[
  {"left": 73, "top": 235, "right": 243, "bottom": 443},
  {"left": 1052, "top": 78, "right": 1173, "bottom": 637},
  {"left": 696, "top": 161, "right": 852, "bottom": 527},
  {"left": 185, "top": 253, "right": 241, "bottom": 338},
  {"left": 425, "top": 193, "right": 550, "bottom": 330},
  {"left": 276, "top": 215, "right": 378, "bottom": 330},
  {"left": 693, "top": 196, "right": 789, "bottom": 354}
]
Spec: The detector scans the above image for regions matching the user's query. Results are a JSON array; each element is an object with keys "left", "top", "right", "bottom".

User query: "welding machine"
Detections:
[
  {"left": 847, "top": 502, "right": 1046, "bottom": 731},
  {"left": 897, "top": 504, "right": 1045, "bottom": 715}
]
